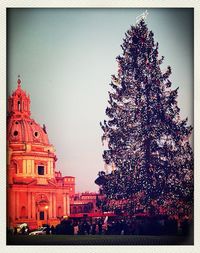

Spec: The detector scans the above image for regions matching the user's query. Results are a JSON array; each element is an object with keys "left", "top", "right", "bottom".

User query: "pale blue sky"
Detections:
[{"left": 7, "top": 8, "right": 193, "bottom": 192}]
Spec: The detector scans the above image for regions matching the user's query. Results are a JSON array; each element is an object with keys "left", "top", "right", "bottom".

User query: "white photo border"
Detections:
[{"left": 0, "top": 0, "right": 199, "bottom": 253}]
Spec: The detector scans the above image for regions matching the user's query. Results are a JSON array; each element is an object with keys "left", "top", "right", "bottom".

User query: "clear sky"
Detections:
[{"left": 7, "top": 8, "right": 193, "bottom": 192}]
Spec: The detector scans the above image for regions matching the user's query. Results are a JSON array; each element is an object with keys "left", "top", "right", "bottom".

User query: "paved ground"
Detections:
[{"left": 7, "top": 235, "right": 193, "bottom": 245}]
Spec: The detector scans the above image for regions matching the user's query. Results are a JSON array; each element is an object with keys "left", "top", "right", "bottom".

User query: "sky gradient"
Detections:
[{"left": 7, "top": 8, "right": 193, "bottom": 192}]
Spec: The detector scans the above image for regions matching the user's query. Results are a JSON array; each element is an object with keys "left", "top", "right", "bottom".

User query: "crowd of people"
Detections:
[
  {"left": 44, "top": 216, "right": 191, "bottom": 236},
  {"left": 8, "top": 215, "right": 192, "bottom": 237}
]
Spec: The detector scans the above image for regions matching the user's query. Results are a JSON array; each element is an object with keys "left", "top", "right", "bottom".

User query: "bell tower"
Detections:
[{"left": 8, "top": 75, "right": 31, "bottom": 118}]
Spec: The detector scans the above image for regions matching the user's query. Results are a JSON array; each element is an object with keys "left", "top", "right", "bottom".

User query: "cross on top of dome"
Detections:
[{"left": 17, "top": 75, "right": 21, "bottom": 88}]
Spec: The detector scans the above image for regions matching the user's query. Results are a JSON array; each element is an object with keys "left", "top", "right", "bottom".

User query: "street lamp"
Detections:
[{"left": 45, "top": 205, "right": 49, "bottom": 226}]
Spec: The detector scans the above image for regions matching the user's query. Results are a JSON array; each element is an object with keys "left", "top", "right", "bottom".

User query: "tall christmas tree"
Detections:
[{"left": 95, "top": 16, "right": 193, "bottom": 218}]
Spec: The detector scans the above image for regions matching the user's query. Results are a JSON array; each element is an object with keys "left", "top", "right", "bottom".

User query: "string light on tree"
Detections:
[{"left": 95, "top": 15, "right": 193, "bottom": 219}]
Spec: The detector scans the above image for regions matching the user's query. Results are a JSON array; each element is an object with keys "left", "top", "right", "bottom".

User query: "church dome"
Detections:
[
  {"left": 7, "top": 77, "right": 50, "bottom": 145},
  {"left": 8, "top": 118, "right": 50, "bottom": 145}
]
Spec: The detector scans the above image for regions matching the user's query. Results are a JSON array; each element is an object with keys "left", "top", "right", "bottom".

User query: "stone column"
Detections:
[
  {"left": 66, "top": 194, "right": 70, "bottom": 215},
  {"left": 11, "top": 190, "right": 16, "bottom": 222},
  {"left": 63, "top": 194, "right": 66, "bottom": 215},
  {"left": 23, "top": 160, "right": 26, "bottom": 175},
  {"left": 49, "top": 193, "right": 53, "bottom": 218},
  {"left": 15, "top": 191, "right": 19, "bottom": 220},
  {"left": 31, "top": 193, "right": 36, "bottom": 219},
  {"left": 48, "top": 161, "right": 50, "bottom": 176},
  {"left": 31, "top": 160, "right": 34, "bottom": 176},
  {"left": 53, "top": 193, "right": 56, "bottom": 218},
  {"left": 28, "top": 192, "right": 31, "bottom": 219}
]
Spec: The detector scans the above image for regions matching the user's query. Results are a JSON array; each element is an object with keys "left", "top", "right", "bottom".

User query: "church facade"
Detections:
[{"left": 7, "top": 78, "right": 75, "bottom": 229}]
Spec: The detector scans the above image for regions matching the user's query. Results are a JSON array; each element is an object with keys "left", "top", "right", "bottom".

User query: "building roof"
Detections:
[{"left": 7, "top": 78, "right": 50, "bottom": 145}]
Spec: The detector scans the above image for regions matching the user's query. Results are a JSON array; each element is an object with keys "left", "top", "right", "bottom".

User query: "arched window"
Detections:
[
  {"left": 57, "top": 206, "right": 62, "bottom": 217},
  {"left": 18, "top": 101, "right": 21, "bottom": 111},
  {"left": 39, "top": 211, "right": 44, "bottom": 220},
  {"left": 78, "top": 206, "right": 83, "bottom": 213},
  {"left": 38, "top": 165, "right": 45, "bottom": 175},
  {"left": 13, "top": 162, "right": 18, "bottom": 174},
  {"left": 73, "top": 207, "right": 77, "bottom": 214},
  {"left": 20, "top": 206, "right": 27, "bottom": 218},
  {"left": 84, "top": 206, "right": 88, "bottom": 213},
  {"left": 11, "top": 161, "right": 20, "bottom": 174}
]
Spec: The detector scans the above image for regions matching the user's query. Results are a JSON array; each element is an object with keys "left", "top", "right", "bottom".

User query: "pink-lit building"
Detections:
[
  {"left": 70, "top": 192, "right": 103, "bottom": 216},
  {"left": 7, "top": 78, "right": 75, "bottom": 229}
]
